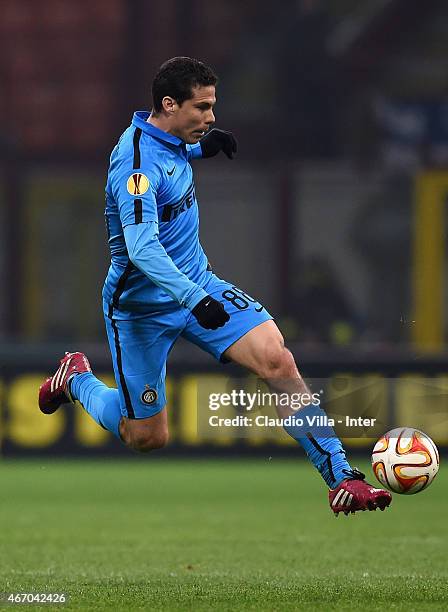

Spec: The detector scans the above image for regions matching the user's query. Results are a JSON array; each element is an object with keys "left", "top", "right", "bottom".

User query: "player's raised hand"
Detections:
[
  {"left": 200, "top": 128, "right": 237, "bottom": 159},
  {"left": 192, "top": 295, "right": 230, "bottom": 330}
]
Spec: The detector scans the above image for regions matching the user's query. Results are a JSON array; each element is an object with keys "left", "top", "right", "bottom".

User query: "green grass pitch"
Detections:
[{"left": 1, "top": 457, "right": 447, "bottom": 611}]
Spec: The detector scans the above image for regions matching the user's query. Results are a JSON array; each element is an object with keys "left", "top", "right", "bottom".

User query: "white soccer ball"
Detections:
[{"left": 371, "top": 427, "right": 440, "bottom": 494}]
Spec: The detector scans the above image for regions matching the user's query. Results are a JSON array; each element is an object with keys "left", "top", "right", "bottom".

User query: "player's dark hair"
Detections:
[{"left": 151, "top": 57, "right": 218, "bottom": 113}]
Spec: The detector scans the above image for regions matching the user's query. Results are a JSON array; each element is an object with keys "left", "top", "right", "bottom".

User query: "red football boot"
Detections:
[
  {"left": 38, "top": 352, "right": 92, "bottom": 414},
  {"left": 329, "top": 468, "right": 392, "bottom": 516}
]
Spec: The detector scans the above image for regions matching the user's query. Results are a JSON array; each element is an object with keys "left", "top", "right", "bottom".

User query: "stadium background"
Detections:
[{"left": 1, "top": 0, "right": 448, "bottom": 456}]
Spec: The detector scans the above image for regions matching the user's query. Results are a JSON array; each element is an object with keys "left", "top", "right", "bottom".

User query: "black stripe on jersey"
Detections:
[
  {"left": 306, "top": 434, "right": 335, "bottom": 484},
  {"left": 111, "top": 260, "right": 134, "bottom": 308},
  {"left": 105, "top": 213, "right": 111, "bottom": 241},
  {"left": 133, "top": 127, "right": 142, "bottom": 169},
  {"left": 107, "top": 259, "right": 136, "bottom": 419},
  {"left": 108, "top": 312, "right": 135, "bottom": 419},
  {"left": 134, "top": 198, "right": 143, "bottom": 224}
]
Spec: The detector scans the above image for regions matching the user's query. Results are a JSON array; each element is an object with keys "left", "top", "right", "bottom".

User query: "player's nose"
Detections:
[{"left": 206, "top": 110, "right": 215, "bottom": 125}]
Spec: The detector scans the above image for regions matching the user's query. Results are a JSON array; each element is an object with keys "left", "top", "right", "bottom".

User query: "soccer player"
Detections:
[{"left": 39, "top": 57, "right": 391, "bottom": 516}]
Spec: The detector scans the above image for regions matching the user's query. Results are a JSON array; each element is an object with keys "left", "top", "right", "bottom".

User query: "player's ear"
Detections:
[{"left": 162, "top": 96, "right": 177, "bottom": 114}]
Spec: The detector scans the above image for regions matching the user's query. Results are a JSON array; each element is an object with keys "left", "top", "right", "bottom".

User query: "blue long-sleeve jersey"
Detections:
[{"left": 102, "top": 111, "right": 210, "bottom": 315}]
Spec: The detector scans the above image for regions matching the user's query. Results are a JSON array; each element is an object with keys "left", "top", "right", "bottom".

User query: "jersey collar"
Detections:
[{"left": 132, "top": 111, "right": 183, "bottom": 146}]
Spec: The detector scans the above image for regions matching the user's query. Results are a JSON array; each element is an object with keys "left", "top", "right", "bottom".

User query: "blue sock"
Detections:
[
  {"left": 69, "top": 372, "right": 122, "bottom": 440},
  {"left": 284, "top": 403, "right": 353, "bottom": 488}
]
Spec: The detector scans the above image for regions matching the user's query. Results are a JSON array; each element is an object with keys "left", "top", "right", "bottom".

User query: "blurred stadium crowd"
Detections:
[{"left": 1, "top": 0, "right": 448, "bottom": 352}]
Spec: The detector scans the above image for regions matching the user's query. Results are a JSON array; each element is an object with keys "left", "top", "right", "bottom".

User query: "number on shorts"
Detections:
[{"left": 221, "top": 286, "right": 263, "bottom": 312}]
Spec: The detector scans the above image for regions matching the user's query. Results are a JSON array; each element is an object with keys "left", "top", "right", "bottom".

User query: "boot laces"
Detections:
[{"left": 341, "top": 467, "right": 365, "bottom": 481}]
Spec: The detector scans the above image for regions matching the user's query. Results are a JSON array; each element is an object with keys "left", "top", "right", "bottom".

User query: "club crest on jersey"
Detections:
[
  {"left": 127, "top": 173, "right": 149, "bottom": 196},
  {"left": 141, "top": 385, "right": 157, "bottom": 405}
]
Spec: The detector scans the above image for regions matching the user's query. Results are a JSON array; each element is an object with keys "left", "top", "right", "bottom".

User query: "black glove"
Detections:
[
  {"left": 200, "top": 128, "right": 238, "bottom": 159},
  {"left": 192, "top": 296, "right": 230, "bottom": 330}
]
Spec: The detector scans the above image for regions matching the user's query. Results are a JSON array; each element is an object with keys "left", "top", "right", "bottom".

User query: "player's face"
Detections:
[{"left": 171, "top": 85, "right": 216, "bottom": 144}]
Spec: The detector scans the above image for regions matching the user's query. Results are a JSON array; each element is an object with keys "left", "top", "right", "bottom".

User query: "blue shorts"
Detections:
[{"left": 104, "top": 273, "right": 273, "bottom": 419}]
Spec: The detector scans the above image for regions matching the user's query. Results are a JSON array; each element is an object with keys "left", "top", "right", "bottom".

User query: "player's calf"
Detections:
[
  {"left": 120, "top": 411, "right": 169, "bottom": 453},
  {"left": 126, "top": 430, "right": 169, "bottom": 453}
]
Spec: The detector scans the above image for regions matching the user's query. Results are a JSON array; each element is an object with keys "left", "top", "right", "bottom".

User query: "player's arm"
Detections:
[
  {"left": 124, "top": 223, "right": 229, "bottom": 330},
  {"left": 114, "top": 160, "right": 229, "bottom": 329},
  {"left": 186, "top": 129, "right": 238, "bottom": 160}
]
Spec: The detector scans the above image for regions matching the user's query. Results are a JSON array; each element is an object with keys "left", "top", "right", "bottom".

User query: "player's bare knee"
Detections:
[{"left": 257, "top": 339, "right": 296, "bottom": 380}]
